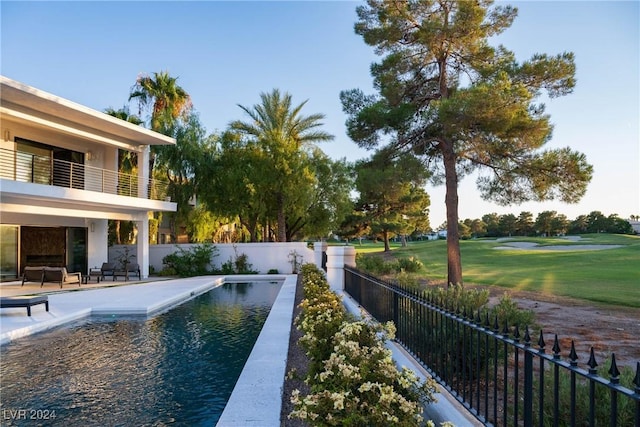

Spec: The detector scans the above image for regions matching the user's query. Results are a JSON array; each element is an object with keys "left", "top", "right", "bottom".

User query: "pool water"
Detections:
[{"left": 0, "top": 281, "right": 282, "bottom": 426}]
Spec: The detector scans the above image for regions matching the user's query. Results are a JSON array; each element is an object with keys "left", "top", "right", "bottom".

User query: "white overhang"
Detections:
[
  {"left": 0, "top": 75, "right": 176, "bottom": 148},
  {"left": 0, "top": 180, "right": 176, "bottom": 221}
]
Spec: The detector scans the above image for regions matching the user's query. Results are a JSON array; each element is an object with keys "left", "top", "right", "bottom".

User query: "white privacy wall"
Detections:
[{"left": 109, "top": 242, "right": 314, "bottom": 275}]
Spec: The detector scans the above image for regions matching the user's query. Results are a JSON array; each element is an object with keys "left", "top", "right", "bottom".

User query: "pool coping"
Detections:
[{"left": 216, "top": 274, "right": 297, "bottom": 426}]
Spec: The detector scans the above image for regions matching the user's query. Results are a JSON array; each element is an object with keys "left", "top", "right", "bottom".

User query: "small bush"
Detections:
[
  {"left": 427, "top": 284, "right": 490, "bottom": 314},
  {"left": 219, "top": 246, "right": 258, "bottom": 274},
  {"left": 355, "top": 253, "right": 396, "bottom": 275},
  {"left": 394, "top": 271, "right": 421, "bottom": 291},
  {"left": 161, "top": 243, "right": 218, "bottom": 277},
  {"left": 396, "top": 256, "right": 423, "bottom": 273},
  {"left": 489, "top": 292, "right": 536, "bottom": 332}
]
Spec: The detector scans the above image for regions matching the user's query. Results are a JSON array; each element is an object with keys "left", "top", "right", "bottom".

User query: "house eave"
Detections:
[{"left": 0, "top": 75, "right": 176, "bottom": 148}]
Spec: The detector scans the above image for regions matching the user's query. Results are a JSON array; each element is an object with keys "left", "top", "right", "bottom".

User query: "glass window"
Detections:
[{"left": 0, "top": 225, "right": 19, "bottom": 280}]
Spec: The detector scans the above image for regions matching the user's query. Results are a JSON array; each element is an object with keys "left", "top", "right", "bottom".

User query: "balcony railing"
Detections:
[{"left": 0, "top": 148, "right": 170, "bottom": 201}]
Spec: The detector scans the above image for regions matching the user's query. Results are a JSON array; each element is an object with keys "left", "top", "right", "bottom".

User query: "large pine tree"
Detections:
[{"left": 341, "top": 0, "right": 593, "bottom": 284}]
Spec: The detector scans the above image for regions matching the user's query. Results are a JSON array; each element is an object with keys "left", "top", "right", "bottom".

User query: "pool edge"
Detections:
[{"left": 216, "top": 274, "right": 298, "bottom": 426}]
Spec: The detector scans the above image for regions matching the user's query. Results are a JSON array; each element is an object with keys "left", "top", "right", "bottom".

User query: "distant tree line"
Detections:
[{"left": 453, "top": 210, "right": 634, "bottom": 239}]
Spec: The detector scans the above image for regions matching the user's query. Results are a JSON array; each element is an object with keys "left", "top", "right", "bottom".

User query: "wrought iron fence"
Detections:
[
  {"left": 0, "top": 148, "right": 169, "bottom": 200},
  {"left": 345, "top": 266, "right": 640, "bottom": 427}
]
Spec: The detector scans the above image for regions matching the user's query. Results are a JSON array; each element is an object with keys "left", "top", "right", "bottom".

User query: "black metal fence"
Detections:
[{"left": 344, "top": 266, "right": 640, "bottom": 427}]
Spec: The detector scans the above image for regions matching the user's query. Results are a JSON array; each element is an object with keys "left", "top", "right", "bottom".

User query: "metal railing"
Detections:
[
  {"left": 345, "top": 266, "right": 640, "bottom": 427},
  {"left": 0, "top": 148, "right": 169, "bottom": 201}
]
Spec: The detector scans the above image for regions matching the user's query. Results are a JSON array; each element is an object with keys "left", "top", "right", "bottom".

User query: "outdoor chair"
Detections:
[
  {"left": 100, "top": 262, "right": 115, "bottom": 280},
  {"left": 114, "top": 263, "right": 141, "bottom": 281},
  {"left": 42, "top": 267, "right": 81, "bottom": 288},
  {"left": 126, "top": 263, "right": 141, "bottom": 280},
  {"left": 21, "top": 266, "right": 45, "bottom": 286}
]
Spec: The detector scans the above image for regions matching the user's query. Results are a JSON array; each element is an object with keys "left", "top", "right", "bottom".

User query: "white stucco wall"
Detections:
[{"left": 109, "top": 242, "right": 314, "bottom": 275}]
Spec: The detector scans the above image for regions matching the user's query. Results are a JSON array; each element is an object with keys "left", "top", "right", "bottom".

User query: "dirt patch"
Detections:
[{"left": 474, "top": 285, "right": 640, "bottom": 370}]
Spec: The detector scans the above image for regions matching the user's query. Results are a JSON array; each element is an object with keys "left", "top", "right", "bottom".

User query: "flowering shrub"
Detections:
[
  {"left": 290, "top": 264, "right": 440, "bottom": 426},
  {"left": 295, "top": 264, "right": 348, "bottom": 376}
]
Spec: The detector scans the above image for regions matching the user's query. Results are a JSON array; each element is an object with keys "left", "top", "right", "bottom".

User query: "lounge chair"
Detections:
[
  {"left": 43, "top": 267, "right": 81, "bottom": 288},
  {"left": 0, "top": 295, "right": 49, "bottom": 316},
  {"left": 21, "top": 266, "right": 45, "bottom": 286},
  {"left": 100, "top": 262, "right": 115, "bottom": 280}
]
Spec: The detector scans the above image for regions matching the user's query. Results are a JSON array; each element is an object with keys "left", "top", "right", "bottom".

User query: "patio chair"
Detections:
[
  {"left": 114, "top": 263, "right": 141, "bottom": 281},
  {"left": 43, "top": 267, "right": 81, "bottom": 288},
  {"left": 21, "top": 266, "right": 45, "bottom": 286},
  {"left": 126, "top": 263, "right": 141, "bottom": 280},
  {"left": 100, "top": 262, "right": 115, "bottom": 280}
]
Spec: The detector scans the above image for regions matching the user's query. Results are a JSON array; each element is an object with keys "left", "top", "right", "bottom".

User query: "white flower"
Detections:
[{"left": 331, "top": 392, "right": 345, "bottom": 410}]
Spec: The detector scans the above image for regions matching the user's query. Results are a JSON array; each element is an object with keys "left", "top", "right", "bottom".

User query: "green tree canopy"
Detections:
[
  {"left": 229, "top": 89, "right": 334, "bottom": 241},
  {"left": 341, "top": 0, "right": 593, "bottom": 284},
  {"left": 354, "top": 151, "right": 430, "bottom": 251},
  {"left": 286, "top": 149, "right": 354, "bottom": 241}
]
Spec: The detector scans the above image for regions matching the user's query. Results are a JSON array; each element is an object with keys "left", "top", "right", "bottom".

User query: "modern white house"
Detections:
[{"left": 0, "top": 76, "right": 177, "bottom": 281}]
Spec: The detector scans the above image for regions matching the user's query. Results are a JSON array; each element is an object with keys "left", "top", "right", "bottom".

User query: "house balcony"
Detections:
[
  {"left": 0, "top": 147, "right": 170, "bottom": 201},
  {"left": 0, "top": 147, "right": 176, "bottom": 221}
]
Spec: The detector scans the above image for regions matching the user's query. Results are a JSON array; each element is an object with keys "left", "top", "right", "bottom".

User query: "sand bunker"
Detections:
[{"left": 493, "top": 241, "right": 622, "bottom": 251}]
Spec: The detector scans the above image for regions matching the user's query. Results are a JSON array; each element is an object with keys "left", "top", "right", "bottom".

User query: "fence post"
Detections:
[
  {"left": 313, "top": 241, "right": 327, "bottom": 271},
  {"left": 524, "top": 329, "right": 533, "bottom": 427},
  {"left": 326, "top": 246, "right": 356, "bottom": 293}
]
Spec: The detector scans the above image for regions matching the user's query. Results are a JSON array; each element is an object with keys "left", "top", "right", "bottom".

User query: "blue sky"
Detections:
[{"left": 2, "top": 1, "right": 638, "bottom": 227}]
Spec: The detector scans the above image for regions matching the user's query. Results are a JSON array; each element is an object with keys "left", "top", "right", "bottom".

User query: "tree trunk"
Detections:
[
  {"left": 169, "top": 214, "right": 177, "bottom": 243},
  {"left": 383, "top": 230, "right": 390, "bottom": 252},
  {"left": 240, "top": 215, "right": 257, "bottom": 242},
  {"left": 115, "top": 220, "right": 121, "bottom": 245},
  {"left": 277, "top": 193, "right": 287, "bottom": 242},
  {"left": 442, "top": 141, "right": 463, "bottom": 285}
]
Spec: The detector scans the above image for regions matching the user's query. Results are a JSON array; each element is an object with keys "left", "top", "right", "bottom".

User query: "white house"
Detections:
[{"left": 0, "top": 76, "right": 177, "bottom": 280}]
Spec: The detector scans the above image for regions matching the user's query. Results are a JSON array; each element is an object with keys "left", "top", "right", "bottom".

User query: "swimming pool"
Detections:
[{"left": 0, "top": 281, "right": 282, "bottom": 426}]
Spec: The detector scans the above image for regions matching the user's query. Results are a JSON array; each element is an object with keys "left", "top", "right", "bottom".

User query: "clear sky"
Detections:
[{"left": 2, "top": 1, "right": 638, "bottom": 228}]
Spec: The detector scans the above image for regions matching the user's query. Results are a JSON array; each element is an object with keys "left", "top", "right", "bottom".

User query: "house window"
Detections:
[{"left": 15, "top": 138, "right": 84, "bottom": 188}]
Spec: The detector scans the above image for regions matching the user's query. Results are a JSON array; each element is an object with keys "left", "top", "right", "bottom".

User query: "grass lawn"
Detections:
[{"left": 355, "top": 234, "right": 640, "bottom": 308}]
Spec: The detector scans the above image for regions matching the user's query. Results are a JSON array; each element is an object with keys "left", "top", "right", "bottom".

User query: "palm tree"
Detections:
[
  {"left": 128, "top": 72, "right": 194, "bottom": 242},
  {"left": 128, "top": 71, "right": 192, "bottom": 134},
  {"left": 230, "top": 89, "right": 333, "bottom": 242}
]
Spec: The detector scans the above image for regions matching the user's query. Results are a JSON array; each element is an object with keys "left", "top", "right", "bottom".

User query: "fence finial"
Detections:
[
  {"left": 608, "top": 353, "right": 620, "bottom": 384},
  {"left": 587, "top": 348, "right": 598, "bottom": 374},
  {"left": 569, "top": 341, "right": 579, "bottom": 366},
  {"left": 537, "top": 330, "right": 545, "bottom": 352},
  {"left": 552, "top": 334, "right": 561, "bottom": 359}
]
